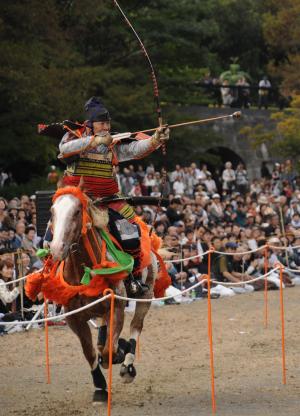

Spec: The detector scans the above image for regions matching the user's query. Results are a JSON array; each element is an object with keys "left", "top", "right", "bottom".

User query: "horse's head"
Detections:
[{"left": 50, "top": 187, "right": 87, "bottom": 261}]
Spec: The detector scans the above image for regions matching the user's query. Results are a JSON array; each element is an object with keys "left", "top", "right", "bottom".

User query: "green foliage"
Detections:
[
  {"left": 270, "top": 96, "right": 300, "bottom": 159},
  {"left": 0, "top": 0, "right": 297, "bottom": 183},
  {"left": 240, "top": 95, "right": 300, "bottom": 161},
  {"left": 262, "top": 0, "right": 300, "bottom": 94},
  {"left": 239, "top": 124, "right": 274, "bottom": 148}
]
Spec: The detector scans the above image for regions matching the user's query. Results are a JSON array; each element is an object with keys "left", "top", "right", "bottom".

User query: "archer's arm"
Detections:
[
  {"left": 58, "top": 132, "right": 96, "bottom": 159},
  {"left": 115, "top": 127, "right": 170, "bottom": 162}
]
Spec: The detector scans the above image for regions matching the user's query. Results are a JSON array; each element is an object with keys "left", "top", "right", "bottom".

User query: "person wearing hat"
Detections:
[
  {"left": 213, "top": 242, "right": 252, "bottom": 286},
  {"left": 50, "top": 97, "right": 170, "bottom": 296},
  {"left": 58, "top": 96, "right": 169, "bottom": 193},
  {"left": 210, "top": 193, "right": 224, "bottom": 223}
]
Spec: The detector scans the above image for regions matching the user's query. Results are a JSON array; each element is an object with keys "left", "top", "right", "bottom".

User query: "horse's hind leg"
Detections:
[
  {"left": 67, "top": 315, "right": 108, "bottom": 404},
  {"left": 120, "top": 253, "right": 157, "bottom": 383}
]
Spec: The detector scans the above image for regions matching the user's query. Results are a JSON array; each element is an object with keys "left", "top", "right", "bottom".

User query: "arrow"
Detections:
[{"left": 132, "top": 111, "right": 242, "bottom": 135}]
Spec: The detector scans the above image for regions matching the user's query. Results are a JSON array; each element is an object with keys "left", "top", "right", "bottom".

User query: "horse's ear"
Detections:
[{"left": 78, "top": 176, "right": 85, "bottom": 190}]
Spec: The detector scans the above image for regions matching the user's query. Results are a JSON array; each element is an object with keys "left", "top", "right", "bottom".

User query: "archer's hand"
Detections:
[
  {"left": 151, "top": 126, "right": 170, "bottom": 147},
  {"left": 92, "top": 133, "right": 113, "bottom": 147}
]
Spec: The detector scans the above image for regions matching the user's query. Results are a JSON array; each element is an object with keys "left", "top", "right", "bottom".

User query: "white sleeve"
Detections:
[
  {"left": 0, "top": 281, "right": 19, "bottom": 304},
  {"left": 114, "top": 138, "right": 158, "bottom": 162},
  {"left": 59, "top": 132, "right": 94, "bottom": 156}
]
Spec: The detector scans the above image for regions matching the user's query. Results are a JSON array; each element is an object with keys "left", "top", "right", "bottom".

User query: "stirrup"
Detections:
[{"left": 127, "top": 278, "right": 149, "bottom": 297}]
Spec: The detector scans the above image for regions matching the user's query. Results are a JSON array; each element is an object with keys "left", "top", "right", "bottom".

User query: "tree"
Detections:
[
  {"left": 271, "top": 96, "right": 300, "bottom": 161},
  {"left": 262, "top": 0, "right": 300, "bottom": 93},
  {"left": 0, "top": 0, "right": 281, "bottom": 183}
]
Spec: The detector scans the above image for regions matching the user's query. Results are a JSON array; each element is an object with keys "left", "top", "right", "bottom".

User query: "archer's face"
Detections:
[{"left": 93, "top": 121, "right": 111, "bottom": 134}]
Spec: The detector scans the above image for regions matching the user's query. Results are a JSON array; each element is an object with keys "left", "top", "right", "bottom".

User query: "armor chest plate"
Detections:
[{"left": 66, "top": 151, "right": 114, "bottom": 178}]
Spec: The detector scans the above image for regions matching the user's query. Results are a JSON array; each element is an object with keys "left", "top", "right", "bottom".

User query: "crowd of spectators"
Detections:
[
  {"left": 1, "top": 158, "right": 300, "bottom": 330},
  {"left": 116, "top": 159, "right": 300, "bottom": 298},
  {"left": 0, "top": 194, "right": 42, "bottom": 330}
]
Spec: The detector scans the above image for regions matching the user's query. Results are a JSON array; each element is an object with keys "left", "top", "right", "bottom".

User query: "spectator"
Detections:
[
  {"left": 173, "top": 176, "right": 186, "bottom": 196},
  {"left": 22, "top": 226, "right": 39, "bottom": 264},
  {"left": 47, "top": 165, "right": 59, "bottom": 185},
  {"left": 0, "top": 199, "right": 14, "bottom": 229},
  {"left": 143, "top": 172, "right": 156, "bottom": 195},
  {"left": 121, "top": 168, "right": 135, "bottom": 195},
  {"left": 261, "top": 161, "right": 271, "bottom": 180},
  {"left": 236, "top": 76, "right": 250, "bottom": 108},
  {"left": 203, "top": 172, "right": 217, "bottom": 195},
  {"left": 14, "top": 221, "right": 25, "bottom": 248},
  {"left": 170, "top": 164, "right": 184, "bottom": 184},
  {"left": 221, "top": 80, "right": 234, "bottom": 107},
  {"left": 235, "top": 163, "right": 249, "bottom": 195},
  {"left": 0, "top": 259, "right": 19, "bottom": 315},
  {"left": 222, "top": 161, "right": 236, "bottom": 194},
  {"left": 166, "top": 199, "right": 184, "bottom": 225},
  {"left": 258, "top": 76, "right": 271, "bottom": 109},
  {"left": 214, "top": 242, "right": 253, "bottom": 290},
  {"left": 210, "top": 194, "right": 224, "bottom": 223}
]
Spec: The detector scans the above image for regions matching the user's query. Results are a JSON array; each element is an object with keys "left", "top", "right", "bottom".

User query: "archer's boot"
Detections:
[{"left": 126, "top": 274, "right": 149, "bottom": 298}]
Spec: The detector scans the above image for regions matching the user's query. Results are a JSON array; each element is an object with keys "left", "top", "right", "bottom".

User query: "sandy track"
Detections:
[{"left": 1, "top": 287, "right": 300, "bottom": 416}]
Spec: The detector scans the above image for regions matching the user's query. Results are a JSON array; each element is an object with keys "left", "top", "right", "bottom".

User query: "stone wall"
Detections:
[{"left": 177, "top": 106, "right": 277, "bottom": 180}]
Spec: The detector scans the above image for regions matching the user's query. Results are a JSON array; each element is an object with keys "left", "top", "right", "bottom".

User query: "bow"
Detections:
[
  {"left": 113, "top": 1, "right": 163, "bottom": 132},
  {"left": 113, "top": 1, "right": 167, "bottom": 234}
]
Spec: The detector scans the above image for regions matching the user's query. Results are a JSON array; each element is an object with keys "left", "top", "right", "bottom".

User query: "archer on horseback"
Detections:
[{"left": 45, "top": 96, "right": 170, "bottom": 296}]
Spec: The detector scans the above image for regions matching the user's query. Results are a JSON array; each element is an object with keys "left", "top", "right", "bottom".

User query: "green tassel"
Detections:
[
  {"left": 81, "top": 267, "right": 92, "bottom": 285},
  {"left": 36, "top": 248, "right": 50, "bottom": 258}
]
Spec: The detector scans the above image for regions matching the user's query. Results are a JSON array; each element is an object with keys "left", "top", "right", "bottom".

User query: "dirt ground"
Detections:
[{"left": 1, "top": 287, "right": 300, "bottom": 416}]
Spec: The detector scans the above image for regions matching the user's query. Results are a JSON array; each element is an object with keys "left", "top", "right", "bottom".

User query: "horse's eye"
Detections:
[{"left": 75, "top": 209, "right": 80, "bottom": 216}]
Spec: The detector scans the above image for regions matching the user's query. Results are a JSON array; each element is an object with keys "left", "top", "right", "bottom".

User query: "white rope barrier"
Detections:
[
  {"left": 0, "top": 294, "right": 110, "bottom": 326},
  {"left": 210, "top": 267, "right": 280, "bottom": 286},
  {"left": 4, "top": 243, "right": 300, "bottom": 283},
  {"left": 213, "top": 247, "right": 264, "bottom": 256},
  {"left": 0, "top": 266, "right": 283, "bottom": 326},
  {"left": 165, "top": 250, "right": 210, "bottom": 263},
  {"left": 0, "top": 273, "right": 35, "bottom": 286},
  {"left": 165, "top": 243, "right": 300, "bottom": 263},
  {"left": 0, "top": 281, "right": 206, "bottom": 326},
  {"left": 281, "top": 265, "right": 300, "bottom": 273}
]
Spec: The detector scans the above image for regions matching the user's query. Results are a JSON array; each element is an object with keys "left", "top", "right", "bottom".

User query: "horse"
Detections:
[{"left": 48, "top": 185, "right": 158, "bottom": 404}]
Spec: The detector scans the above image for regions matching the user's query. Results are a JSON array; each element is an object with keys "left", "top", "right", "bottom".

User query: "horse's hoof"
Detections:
[
  {"left": 120, "top": 363, "right": 136, "bottom": 383},
  {"left": 93, "top": 389, "right": 108, "bottom": 404}
]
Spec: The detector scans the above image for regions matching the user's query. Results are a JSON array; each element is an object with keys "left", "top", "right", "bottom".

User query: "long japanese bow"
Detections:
[{"left": 113, "top": 0, "right": 163, "bottom": 129}]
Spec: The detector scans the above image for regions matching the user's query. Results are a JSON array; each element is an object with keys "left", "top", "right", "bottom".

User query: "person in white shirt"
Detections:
[
  {"left": 258, "top": 76, "right": 271, "bottom": 109},
  {"left": 173, "top": 177, "right": 186, "bottom": 196},
  {"left": 0, "top": 259, "right": 19, "bottom": 315},
  {"left": 203, "top": 172, "right": 217, "bottom": 195},
  {"left": 222, "top": 161, "right": 236, "bottom": 194}
]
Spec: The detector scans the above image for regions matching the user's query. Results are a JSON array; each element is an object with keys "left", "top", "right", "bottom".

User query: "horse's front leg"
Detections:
[
  {"left": 66, "top": 313, "right": 108, "bottom": 404},
  {"left": 101, "top": 283, "right": 127, "bottom": 368},
  {"left": 120, "top": 253, "right": 157, "bottom": 383}
]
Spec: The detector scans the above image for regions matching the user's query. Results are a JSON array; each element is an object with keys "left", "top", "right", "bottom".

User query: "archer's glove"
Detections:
[
  {"left": 151, "top": 126, "right": 170, "bottom": 147},
  {"left": 92, "top": 133, "right": 113, "bottom": 147}
]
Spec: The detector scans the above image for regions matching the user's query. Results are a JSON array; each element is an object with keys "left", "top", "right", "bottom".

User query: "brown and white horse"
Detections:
[{"left": 50, "top": 186, "right": 158, "bottom": 404}]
